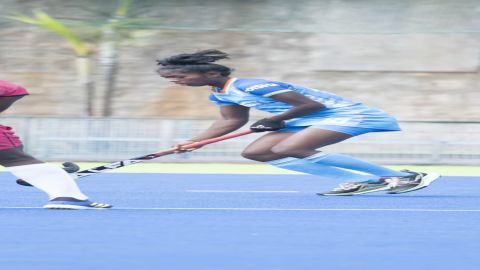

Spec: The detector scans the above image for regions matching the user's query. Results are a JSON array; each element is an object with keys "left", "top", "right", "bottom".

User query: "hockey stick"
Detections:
[{"left": 17, "top": 130, "right": 253, "bottom": 186}]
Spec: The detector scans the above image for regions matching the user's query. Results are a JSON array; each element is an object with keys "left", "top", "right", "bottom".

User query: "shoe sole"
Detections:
[
  {"left": 43, "top": 204, "right": 110, "bottom": 210},
  {"left": 387, "top": 173, "right": 441, "bottom": 194},
  {"left": 318, "top": 184, "right": 391, "bottom": 196}
]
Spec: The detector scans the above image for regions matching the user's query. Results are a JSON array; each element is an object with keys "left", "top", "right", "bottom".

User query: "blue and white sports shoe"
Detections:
[
  {"left": 44, "top": 199, "right": 112, "bottom": 210},
  {"left": 386, "top": 170, "right": 441, "bottom": 194}
]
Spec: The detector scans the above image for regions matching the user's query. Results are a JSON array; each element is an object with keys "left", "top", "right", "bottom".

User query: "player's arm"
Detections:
[
  {"left": 250, "top": 92, "right": 324, "bottom": 132},
  {"left": 267, "top": 91, "right": 325, "bottom": 121},
  {"left": 174, "top": 105, "right": 249, "bottom": 151},
  {"left": 190, "top": 104, "right": 250, "bottom": 141},
  {"left": 0, "top": 96, "right": 25, "bottom": 113}
]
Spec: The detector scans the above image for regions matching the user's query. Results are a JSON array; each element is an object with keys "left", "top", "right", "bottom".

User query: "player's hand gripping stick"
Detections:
[{"left": 250, "top": 118, "right": 285, "bottom": 132}]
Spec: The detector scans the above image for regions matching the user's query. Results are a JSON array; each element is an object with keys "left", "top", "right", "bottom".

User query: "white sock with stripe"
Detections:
[{"left": 7, "top": 163, "right": 88, "bottom": 200}]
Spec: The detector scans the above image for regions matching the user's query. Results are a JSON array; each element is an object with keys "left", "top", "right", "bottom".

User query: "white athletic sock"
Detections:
[{"left": 7, "top": 163, "right": 88, "bottom": 200}]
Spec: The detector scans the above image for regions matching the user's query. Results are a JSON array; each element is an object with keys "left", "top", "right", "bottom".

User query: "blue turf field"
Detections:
[{"left": 1, "top": 172, "right": 479, "bottom": 270}]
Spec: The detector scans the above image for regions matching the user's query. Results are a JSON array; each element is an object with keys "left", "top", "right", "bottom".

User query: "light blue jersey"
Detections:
[{"left": 209, "top": 78, "right": 401, "bottom": 132}]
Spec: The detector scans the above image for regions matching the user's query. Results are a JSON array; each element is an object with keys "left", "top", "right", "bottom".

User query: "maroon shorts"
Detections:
[{"left": 0, "top": 125, "right": 23, "bottom": 150}]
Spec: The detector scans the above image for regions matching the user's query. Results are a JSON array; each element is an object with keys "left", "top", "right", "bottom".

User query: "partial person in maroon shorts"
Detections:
[{"left": 0, "top": 80, "right": 111, "bottom": 209}]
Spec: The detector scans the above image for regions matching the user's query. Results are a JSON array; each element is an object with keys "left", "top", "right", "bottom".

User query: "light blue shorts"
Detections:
[{"left": 277, "top": 125, "right": 398, "bottom": 136}]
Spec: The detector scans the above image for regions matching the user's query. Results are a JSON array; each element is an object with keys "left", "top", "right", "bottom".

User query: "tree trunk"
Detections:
[
  {"left": 75, "top": 56, "right": 95, "bottom": 116},
  {"left": 97, "top": 18, "right": 121, "bottom": 117}
]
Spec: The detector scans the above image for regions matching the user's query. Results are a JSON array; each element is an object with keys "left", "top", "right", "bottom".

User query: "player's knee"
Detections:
[{"left": 241, "top": 149, "right": 269, "bottom": 162}]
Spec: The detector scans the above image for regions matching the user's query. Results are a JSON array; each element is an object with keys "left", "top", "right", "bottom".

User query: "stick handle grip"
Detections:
[{"left": 150, "top": 129, "right": 253, "bottom": 157}]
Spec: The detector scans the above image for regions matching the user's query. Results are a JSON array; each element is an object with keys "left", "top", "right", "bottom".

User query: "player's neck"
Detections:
[{"left": 210, "top": 77, "right": 231, "bottom": 89}]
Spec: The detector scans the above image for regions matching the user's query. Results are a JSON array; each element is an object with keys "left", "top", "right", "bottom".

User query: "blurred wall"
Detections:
[{"left": 0, "top": 0, "right": 479, "bottom": 121}]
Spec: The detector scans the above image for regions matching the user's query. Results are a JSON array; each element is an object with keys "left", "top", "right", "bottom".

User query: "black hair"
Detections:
[{"left": 157, "top": 49, "right": 232, "bottom": 76}]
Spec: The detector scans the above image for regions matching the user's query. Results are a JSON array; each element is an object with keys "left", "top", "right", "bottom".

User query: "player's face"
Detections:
[{"left": 159, "top": 70, "right": 210, "bottom": 87}]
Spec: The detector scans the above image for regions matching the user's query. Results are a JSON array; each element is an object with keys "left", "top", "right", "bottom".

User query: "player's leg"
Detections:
[
  {"left": 242, "top": 129, "right": 377, "bottom": 182},
  {"left": 268, "top": 127, "right": 439, "bottom": 195},
  {"left": 0, "top": 146, "right": 111, "bottom": 209},
  {"left": 262, "top": 128, "right": 388, "bottom": 194},
  {"left": 0, "top": 146, "right": 87, "bottom": 199},
  {"left": 270, "top": 128, "right": 407, "bottom": 175}
]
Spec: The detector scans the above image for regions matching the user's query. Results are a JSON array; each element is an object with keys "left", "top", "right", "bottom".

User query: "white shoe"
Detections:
[{"left": 44, "top": 199, "right": 112, "bottom": 210}]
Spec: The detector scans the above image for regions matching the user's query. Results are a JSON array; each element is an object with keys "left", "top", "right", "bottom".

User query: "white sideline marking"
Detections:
[
  {"left": 1, "top": 207, "right": 480, "bottom": 212},
  {"left": 187, "top": 190, "right": 300, "bottom": 193}
]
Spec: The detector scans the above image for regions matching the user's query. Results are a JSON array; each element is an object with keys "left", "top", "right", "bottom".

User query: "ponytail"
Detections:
[{"left": 157, "top": 49, "right": 232, "bottom": 76}]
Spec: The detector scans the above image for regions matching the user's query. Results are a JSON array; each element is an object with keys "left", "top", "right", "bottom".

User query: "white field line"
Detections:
[
  {"left": 186, "top": 190, "right": 300, "bottom": 193},
  {"left": 1, "top": 207, "right": 480, "bottom": 212}
]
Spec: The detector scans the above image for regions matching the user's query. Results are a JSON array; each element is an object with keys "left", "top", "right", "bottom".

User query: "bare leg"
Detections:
[
  {"left": 0, "top": 146, "right": 43, "bottom": 167},
  {"left": 269, "top": 128, "right": 353, "bottom": 159},
  {"left": 242, "top": 129, "right": 352, "bottom": 161},
  {"left": 242, "top": 129, "right": 374, "bottom": 182},
  {"left": 241, "top": 132, "right": 295, "bottom": 162},
  {"left": 269, "top": 128, "right": 406, "bottom": 177}
]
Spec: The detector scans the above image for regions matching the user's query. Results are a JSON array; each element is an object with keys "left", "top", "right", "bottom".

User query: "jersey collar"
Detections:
[{"left": 211, "top": 77, "right": 236, "bottom": 94}]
